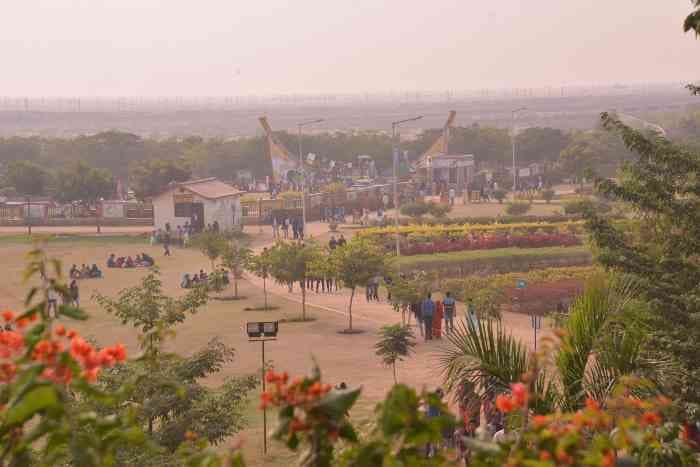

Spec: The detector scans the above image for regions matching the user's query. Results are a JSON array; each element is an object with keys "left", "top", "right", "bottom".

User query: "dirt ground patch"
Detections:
[{"left": 0, "top": 224, "right": 548, "bottom": 465}]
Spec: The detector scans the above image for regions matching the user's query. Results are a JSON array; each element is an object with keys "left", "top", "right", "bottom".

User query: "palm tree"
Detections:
[{"left": 438, "top": 275, "right": 677, "bottom": 414}]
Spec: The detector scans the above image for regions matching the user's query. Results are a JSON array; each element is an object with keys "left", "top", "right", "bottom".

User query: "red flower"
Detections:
[
  {"left": 495, "top": 394, "right": 515, "bottom": 413},
  {"left": 585, "top": 398, "right": 601, "bottom": 411},
  {"left": 641, "top": 412, "right": 662, "bottom": 427},
  {"left": 55, "top": 325, "right": 66, "bottom": 337},
  {"left": 511, "top": 383, "right": 528, "bottom": 407},
  {"left": 2, "top": 310, "right": 15, "bottom": 322}
]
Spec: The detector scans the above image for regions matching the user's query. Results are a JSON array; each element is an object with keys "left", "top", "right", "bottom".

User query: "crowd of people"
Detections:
[
  {"left": 180, "top": 269, "right": 229, "bottom": 289},
  {"left": 69, "top": 263, "right": 102, "bottom": 279},
  {"left": 271, "top": 216, "right": 305, "bottom": 241},
  {"left": 107, "top": 253, "right": 155, "bottom": 269},
  {"left": 408, "top": 293, "right": 478, "bottom": 342}
]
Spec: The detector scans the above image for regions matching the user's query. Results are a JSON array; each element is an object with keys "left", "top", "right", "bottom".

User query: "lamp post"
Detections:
[
  {"left": 25, "top": 196, "right": 31, "bottom": 236},
  {"left": 511, "top": 107, "right": 527, "bottom": 195},
  {"left": 392, "top": 116, "right": 423, "bottom": 257},
  {"left": 297, "top": 118, "right": 324, "bottom": 235},
  {"left": 247, "top": 321, "right": 279, "bottom": 456}
]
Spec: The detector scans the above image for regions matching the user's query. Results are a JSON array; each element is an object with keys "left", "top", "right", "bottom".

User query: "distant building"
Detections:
[
  {"left": 415, "top": 153, "right": 475, "bottom": 188},
  {"left": 152, "top": 178, "right": 243, "bottom": 232}
]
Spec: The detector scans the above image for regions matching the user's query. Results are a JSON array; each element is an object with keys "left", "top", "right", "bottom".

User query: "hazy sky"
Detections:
[{"left": 2, "top": 0, "right": 698, "bottom": 96}]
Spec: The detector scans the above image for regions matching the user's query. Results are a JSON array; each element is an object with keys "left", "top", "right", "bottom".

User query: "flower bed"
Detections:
[
  {"left": 401, "top": 232, "right": 581, "bottom": 255},
  {"left": 358, "top": 220, "right": 586, "bottom": 239}
]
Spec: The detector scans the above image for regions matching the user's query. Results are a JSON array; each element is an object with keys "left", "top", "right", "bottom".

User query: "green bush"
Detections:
[
  {"left": 428, "top": 203, "right": 451, "bottom": 218},
  {"left": 563, "top": 198, "right": 611, "bottom": 215},
  {"left": 400, "top": 201, "right": 431, "bottom": 219},
  {"left": 505, "top": 202, "right": 531, "bottom": 216},
  {"left": 493, "top": 189, "right": 507, "bottom": 204},
  {"left": 542, "top": 189, "right": 555, "bottom": 203}
]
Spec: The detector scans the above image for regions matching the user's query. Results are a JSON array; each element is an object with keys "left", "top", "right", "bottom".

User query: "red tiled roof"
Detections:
[{"left": 173, "top": 178, "right": 243, "bottom": 199}]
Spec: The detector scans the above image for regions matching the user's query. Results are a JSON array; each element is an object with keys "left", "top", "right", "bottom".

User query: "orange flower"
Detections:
[
  {"left": 55, "top": 325, "right": 66, "bottom": 336},
  {"left": 585, "top": 398, "right": 600, "bottom": 411},
  {"left": 511, "top": 383, "right": 528, "bottom": 407},
  {"left": 539, "top": 450, "right": 552, "bottom": 461},
  {"left": 1, "top": 310, "right": 15, "bottom": 322},
  {"left": 15, "top": 318, "right": 28, "bottom": 329},
  {"left": 495, "top": 394, "right": 515, "bottom": 413},
  {"left": 601, "top": 451, "right": 616, "bottom": 467},
  {"left": 260, "top": 391, "right": 273, "bottom": 409},
  {"left": 184, "top": 430, "right": 198, "bottom": 441},
  {"left": 66, "top": 330, "right": 77, "bottom": 339},
  {"left": 308, "top": 382, "right": 323, "bottom": 397},
  {"left": 265, "top": 370, "right": 277, "bottom": 383},
  {"left": 82, "top": 367, "right": 100, "bottom": 382},
  {"left": 532, "top": 415, "right": 550, "bottom": 428},
  {"left": 641, "top": 412, "right": 662, "bottom": 427}
]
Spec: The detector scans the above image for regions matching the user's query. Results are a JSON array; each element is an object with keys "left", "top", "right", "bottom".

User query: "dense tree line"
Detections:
[{"left": 0, "top": 110, "right": 698, "bottom": 200}]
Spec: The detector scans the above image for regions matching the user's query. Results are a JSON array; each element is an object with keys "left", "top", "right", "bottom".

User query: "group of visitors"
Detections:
[
  {"left": 181, "top": 269, "right": 229, "bottom": 289},
  {"left": 319, "top": 206, "right": 346, "bottom": 223},
  {"left": 327, "top": 234, "right": 347, "bottom": 250},
  {"left": 411, "top": 292, "right": 478, "bottom": 342},
  {"left": 69, "top": 263, "right": 102, "bottom": 279},
  {"left": 107, "top": 253, "right": 155, "bottom": 269},
  {"left": 272, "top": 216, "right": 304, "bottom": 241}
]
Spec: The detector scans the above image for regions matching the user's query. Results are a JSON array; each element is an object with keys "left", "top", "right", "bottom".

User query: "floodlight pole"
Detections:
[
  {"left": 392, "top": 116, "right": 422, "bottom": 258},
  {"left": 511, "top": 107, "right": 527, "bottom": 195},
  {"left": 297, "top": 118, "right": 324, "bottom": 236},
  {"left": 261, "top": 339, "right": 267, "bottom": 454}
]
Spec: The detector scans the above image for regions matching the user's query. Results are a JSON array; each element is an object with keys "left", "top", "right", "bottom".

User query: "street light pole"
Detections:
[
  {"left": 392, "top": 116, "right": 422, "bottom": 258},
  {"left": 511, "top": 107, "right": 527, "bottom": 195},
  {"left": 297, "top": 118, "right": 324, "bottom": 236}
]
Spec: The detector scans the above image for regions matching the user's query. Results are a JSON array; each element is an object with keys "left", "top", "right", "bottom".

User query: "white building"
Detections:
[{"left": 152, "top": 178, "right": 243, "bottom": 232}]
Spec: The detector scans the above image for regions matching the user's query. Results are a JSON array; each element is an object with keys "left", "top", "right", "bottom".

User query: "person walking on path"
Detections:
[
  {"left": 421, "top": 293, "right": 435, "bottom": 341},
  {"left": 466, "top": 298, "right": 478, "bottom": 330},
  {"left": 433, "top": 300, "right": 443, "bottom": 339},
  {"left": 69, "top": 280, "right": 80, "bottom": 307},
  {"left": 163, "top": 233, "right": 171, "bottom": 256},
  {"left": 443, "top": 291, "right": 456, "bottom": 334},
  {"left": 411, "top": 301, "right": 423, "bottom": 338}
]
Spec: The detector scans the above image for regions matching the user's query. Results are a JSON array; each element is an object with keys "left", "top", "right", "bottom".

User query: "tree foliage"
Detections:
[
  {"left": 54, "top": 161, "right": 115, "bottom": 203},
  {"left": 93, "top": 269, "right": 256, "bottom": 464},
  {"left": 220, "top": 240, "right": 252, "bottom": 298},
  {"left": 267, "top": 241, "right": 321, "bottom": 320},
  {"left": 1, "top": 159, "right": 50, "bottom": 196},
  {"left": 129, "top": 158, "right": 192, "bottom": 200},
  {"left": 374, "top": 324, "right": 416, "bottom": 383},
  {"left": 586, "top": 111, "right": 700, "bottom": 417},
  {"left": 328, "top": 237, "right": 386, "bottom": 331}
]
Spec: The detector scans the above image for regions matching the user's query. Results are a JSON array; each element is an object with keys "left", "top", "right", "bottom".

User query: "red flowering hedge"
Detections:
[{"left": 401, "top": 232, "right": 581, "bottom": 256}]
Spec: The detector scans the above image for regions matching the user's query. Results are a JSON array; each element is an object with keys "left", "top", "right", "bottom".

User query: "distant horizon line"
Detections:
[{"left": 0, "top": 81, "right": 692, "bottom": 100}]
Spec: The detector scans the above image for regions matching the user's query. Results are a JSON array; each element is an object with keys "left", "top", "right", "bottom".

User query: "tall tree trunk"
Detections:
[
  {"left": 263, "top": 277, "right": 268, "bottom": 310},
  {"left": 392, "top": 362, "right": 397, "bottom": 384},
  {"left": 348, "top": 287, "right": 355, "bottom": 331},
  {"left": 234, "top": 276, "right": 239, "bottom": 298}
]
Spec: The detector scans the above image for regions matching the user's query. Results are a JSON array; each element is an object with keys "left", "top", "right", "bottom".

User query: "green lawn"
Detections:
[{"left": 395, "top": 245, "right": 591, "bottom": 274}]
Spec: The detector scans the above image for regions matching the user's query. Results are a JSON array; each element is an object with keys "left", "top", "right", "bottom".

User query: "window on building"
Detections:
[{"left": 174, "top": 202, "right": 192, "bottom": 217}]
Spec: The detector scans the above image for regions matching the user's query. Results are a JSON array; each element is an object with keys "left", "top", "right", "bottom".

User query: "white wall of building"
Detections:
[{"left": 152, "top": 188, "right": 241, "bottom": 232}]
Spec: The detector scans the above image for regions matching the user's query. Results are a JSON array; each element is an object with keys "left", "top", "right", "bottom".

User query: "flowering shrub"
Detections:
[
  {"left": 401, "top": 232, "right": 581, "bottom": 256},
  {"left": 469, "top": 382, "right": 698, "bottom": 466},
  {"left": 358, "top": 220, "right": 586, "bottom": 240}
]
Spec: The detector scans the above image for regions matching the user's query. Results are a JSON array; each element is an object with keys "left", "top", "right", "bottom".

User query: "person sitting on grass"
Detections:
[
  {"left": 199, "top": 270, "right": 208, "bottom": 282},
  {"left": 141, "top": 252, "right": 155, "bottom": 267},
  {"left": 191, "top": 273, "right": 200, "bottom": 286},
  {"left": 89, "top": 264, "right": 102, "bottom": 278},
  {"left": 125, "top": 256, "right": 135, "bottom": 268},
  {"left": 70, "top": 264, "right": 80, "bottom": 279},
  {"left": 181, "top": 273, "right": 191, "bottom": 289},
  {"left": 107, "top": 254, "right": 116, "bottom": 268},
  {"left": 80, "top": 264, "right": 90, "bottom": 277}
]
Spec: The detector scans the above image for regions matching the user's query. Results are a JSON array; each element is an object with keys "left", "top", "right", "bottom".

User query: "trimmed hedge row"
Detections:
[{"left": 393, "top": 246, "right": 592, "bottom": 279}]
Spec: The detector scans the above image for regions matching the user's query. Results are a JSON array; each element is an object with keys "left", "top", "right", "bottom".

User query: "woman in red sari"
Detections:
[{"left": 433, "top": 300, "right": 444, "bottom": 339}]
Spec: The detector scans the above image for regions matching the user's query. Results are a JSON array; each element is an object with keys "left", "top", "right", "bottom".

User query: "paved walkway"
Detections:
[{"left": 244, "top": 221, "right": 545, "bottom": 347}]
